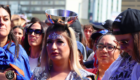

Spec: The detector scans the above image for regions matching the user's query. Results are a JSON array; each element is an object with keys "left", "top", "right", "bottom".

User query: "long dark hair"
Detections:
[
  {"left": 22, "top": 21, "right": 48, "bottom": 56},
  {"left": 0, "top": 5, "right": 19, "bottom": 58}
]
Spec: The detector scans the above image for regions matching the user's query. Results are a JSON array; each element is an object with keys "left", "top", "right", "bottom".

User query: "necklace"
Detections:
[{"left": 95, "top": 70, "right": 99, "bottom": 80}]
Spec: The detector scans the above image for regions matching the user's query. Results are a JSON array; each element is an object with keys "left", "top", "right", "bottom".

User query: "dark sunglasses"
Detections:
[{"left": 26, "top": 29, "right": 43, "bottom": 35}]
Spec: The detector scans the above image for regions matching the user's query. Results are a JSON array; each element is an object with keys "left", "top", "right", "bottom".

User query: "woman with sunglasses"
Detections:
[
  {"left": 0, "top": 5, "right": 32, "bottom": 80},
  {"left": 86, "top": 33, "right": 120, "bottom": 80},
  {"left": 102, "top": 9, "right": 140, "bottom": 80},
  {"left": 22, "top": 21, "right": 48, "bottom": 72},
  {"left": 31, "top": 23, "right": 95, "bottom": 80}
]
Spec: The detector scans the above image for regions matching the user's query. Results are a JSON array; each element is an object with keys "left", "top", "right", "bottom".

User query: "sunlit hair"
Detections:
[{"left": 41, "top": 23, "right": 83, "bottom": 77}]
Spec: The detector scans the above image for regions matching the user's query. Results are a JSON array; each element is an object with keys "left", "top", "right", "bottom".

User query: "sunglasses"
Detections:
[{"left": 26, "top": 29, "right": 43, "bottom": 35}]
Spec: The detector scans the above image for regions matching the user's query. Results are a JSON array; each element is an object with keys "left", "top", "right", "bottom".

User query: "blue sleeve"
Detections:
[
  {"left": 9, "top": 44, "right": 32, "bottom": 80},
  {"left": 17, "top": 45, "right": 33, "bottom": 80}
]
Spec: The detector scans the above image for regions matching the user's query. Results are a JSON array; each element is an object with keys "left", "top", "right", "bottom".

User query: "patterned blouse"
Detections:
[{"left": 32, "top": 67, "right": 95, "bottom": 80}]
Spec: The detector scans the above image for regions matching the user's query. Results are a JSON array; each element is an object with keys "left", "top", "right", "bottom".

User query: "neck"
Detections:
[
  {"left": 0, "top": 36, "right": 8, "bottom": 47},
  {"left": 51, "top": 60, "right": 70, "bottom": 73},
  {"left": 98, "top": 63, "right": 110, "bottom": 78},
  {"left": 30, "top": 46, "right": 41, "bottom": 58}
]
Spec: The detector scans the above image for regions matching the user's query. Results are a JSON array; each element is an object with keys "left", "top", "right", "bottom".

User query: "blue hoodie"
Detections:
[{"left": 0, "top": 42, "right": 32, "bottom": 80}]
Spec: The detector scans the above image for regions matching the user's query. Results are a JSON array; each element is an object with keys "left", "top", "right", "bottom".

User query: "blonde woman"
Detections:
[{"left": 31, "top": 23, "right": 95, "bottom": 80}]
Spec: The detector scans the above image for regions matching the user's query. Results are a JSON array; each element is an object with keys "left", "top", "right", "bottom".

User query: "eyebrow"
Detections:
[
  {"left": 98, "top": 43, "right": 116, "bottom": 46},
  {"left": 1, "top": 15, "right": 9, "bottom": 17},
  {"left": 47, "top": 38, "right": 62, "bottom": 40}
]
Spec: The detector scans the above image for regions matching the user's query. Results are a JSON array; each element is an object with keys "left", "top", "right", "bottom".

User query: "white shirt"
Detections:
[
  {"left": 87, "top": 52, "right": 95, "bottom": 61},
  {"left": 29, "top": 56, "right": 38, "bottom": 72}
]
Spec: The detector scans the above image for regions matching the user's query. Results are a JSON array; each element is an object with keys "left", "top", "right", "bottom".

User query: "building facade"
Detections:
[
  {"left": 122, "top": 0, "right": 140, "bottom": 12},
  {"left": 0, "top": 0, "right": 66, "bottom": 20},
  {"left": 92, "top": 0, "right": 122, "bottom": 22}
]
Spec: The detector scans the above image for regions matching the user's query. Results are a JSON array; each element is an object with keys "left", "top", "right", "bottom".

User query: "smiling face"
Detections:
[
  {"left": 46, "top": 32, "right": 70, "bottom": 61},
  {"left": 0, "top": 8, "right": 11, "bottom": 38},
  {"left": 96, "top": 35, "right": 120, "bottom": 65},
  {"left": 28, "top": 22, "right": 43, "bottom": 47}
]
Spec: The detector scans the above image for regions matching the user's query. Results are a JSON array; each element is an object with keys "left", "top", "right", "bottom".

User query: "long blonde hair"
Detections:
[{"left": 41, "top": 23, "right": 83, "bottom": 77}]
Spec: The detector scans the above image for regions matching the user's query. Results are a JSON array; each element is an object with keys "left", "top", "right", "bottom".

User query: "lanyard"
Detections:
[{"left": 95, "top": 71, "right": 99, "bottom": 80}]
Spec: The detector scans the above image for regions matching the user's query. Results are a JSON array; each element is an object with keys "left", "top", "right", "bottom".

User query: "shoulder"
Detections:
[
  {"left": 79, "top": 69, "right": 95, "bottom": 78},
  {"left": 132, "top": 63, "right": 140, "bottom": 80},
  {"left": 102, "top": 55, "right": 123, "bottom": 80},
  {"left": 32, "top": 67, "right": 48, "bottom": 80}
]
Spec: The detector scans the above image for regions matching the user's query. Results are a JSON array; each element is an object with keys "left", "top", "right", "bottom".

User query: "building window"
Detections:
[
  {"left": 31, "top": 1, "right": 42, "bottom": 5},
  {"left": 54, "top": 7, "right": 65, "bottom": 9},
  {"left": 20, "top": 1, "right": 30, "bottom": 5},
  {"left": 122, "top": 5, "right": 135, "bottom": 7},
  {"left": 21, "top": 7, "right": 28, "bottom": 11},
  {"left": 122, "top": 0, "right": 134, "bottom": 1},
  {"left": 42, "top": 1, "right": 53, "bottom": 5},
  {"left": 54, "top": 1, "right": 65, "bottom": 5},
  {"left": 42, "top": 7, "right": 53, "bottom": 11},
  {"left": 31, "top": 7, "right": 41, "bottom": 11},
  {"left": 9, "top": 1, "right": 18, "bottom": 5},
  {"left": 0, "top": 1, "right": 7, "bottom": 5}
]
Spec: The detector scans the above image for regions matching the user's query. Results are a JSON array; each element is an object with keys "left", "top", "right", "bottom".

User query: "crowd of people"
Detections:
[{"left": 0, "top": 4, "right": 140, "bottom": 80}]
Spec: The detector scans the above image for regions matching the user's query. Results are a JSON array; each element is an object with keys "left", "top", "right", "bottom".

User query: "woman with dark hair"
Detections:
[
  {"left": 0, "top": 5, "right": 32, "bottom": 80},
  {"left": 12, "top": 26, "right": 24, "bottom": 44},
  {"left": 102, "top": 8, "right": 140, "bottom": 80},
  {"left": 22, "top": 21, "right": 48, "bottom": 72},
  {"left": 86, "top": 33, "right": 120, "bottom": 80},
  {"left": 31, "top": 23, "right": 95, "bottom": 80}
]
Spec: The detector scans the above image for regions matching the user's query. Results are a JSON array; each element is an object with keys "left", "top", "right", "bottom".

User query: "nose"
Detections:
[
  {"left": 0, "top": 18, "right": 4, "bottom": 26},
  {"left": 30, "top": 32, "right": 35, "bottom": 36},
  {"left": 87, "top": 32, "right": 90, "bottom": 35},
  {"left": 102, "top": 47, "right": 108, "bottom": 52},
  {"left": 52, "top": 42, "right": 57, "bottom": 50},
  {"left": 15, "top": 33, "right": 19, "bottom": 37}
]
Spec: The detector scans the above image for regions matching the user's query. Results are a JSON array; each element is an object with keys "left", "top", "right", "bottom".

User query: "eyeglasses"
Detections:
[
  {"left": 118, "top": 40, "right": 129, "bottom": 46},
  {"left": 26, "top": 29, "right": 43, "bottom": 35},
  {"left": 96, "top": 45, "right": 119, "bottom": 51}
]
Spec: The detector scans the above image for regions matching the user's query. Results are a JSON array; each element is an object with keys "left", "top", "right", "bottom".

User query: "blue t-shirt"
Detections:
[{"left": 0, "top": 42, "right": 32, "bottom": 80}]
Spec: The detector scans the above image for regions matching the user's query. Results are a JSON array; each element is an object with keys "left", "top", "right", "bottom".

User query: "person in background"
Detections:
[
  {"left": 92, "top": 19, "right": 113, "bottom": 32},
  {"left": 84, "top": 30, "right": 108, "bottom": 69},
  {"left": 12, "top": 26, "right": 24, "bottom": 44},
  {"left": 30, "top": 17, "right": 41, "bottom": 23},
  {"left": 0, "top": 4, "right": 32, "bottom": 80},
  {"left": 70, "top": 19, "right": 89, "bottom": 61},
  {"left": 18, "top": 14, "right": 29, "bottom": 27},
  {"left": 11, "top": 14, "right": 21, "bottom": 27},
  {"left": 102, "top": 8, "right": 140, "bottom": 80},
  {"left": 31, "top": 23, "right": 95, "bottom": 80},
  {"left": 77, "top": 41, "right": 87, "bottom": 68},
  {"left": 83, "top": 24, "right": 96, "bottom": 49},
  {"left": 22, "top": 21, "right": 48, "bottom": 72},
  {"left": 87, "top": 33, "right": 120, "bottom": 80},
  {"left": 87, "top": 30, "right": 108, "bottom": 61}
]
